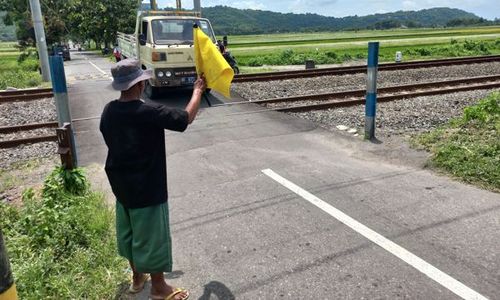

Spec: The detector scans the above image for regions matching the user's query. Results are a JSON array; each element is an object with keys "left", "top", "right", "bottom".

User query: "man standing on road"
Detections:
[{"left": 100, "top": 59, "right": 206, "bottom": 300}]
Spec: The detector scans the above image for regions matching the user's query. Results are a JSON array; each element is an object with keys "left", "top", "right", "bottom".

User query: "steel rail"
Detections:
[
  {"left": 0, "top": 88, "right": 52, "bottom": 96},
  {"left": 233, "top": 55, "right": 500, "bottom": 82},
  {"left": 0, "top": 135, "right": 58, "bottom": 149},
  {"left": 0, "top": 88, "right": 54, "bottom": 103},
  {"left": 250, "top": 75, "right": 500, "bottom": 105},
  {"left": 0, "top": 121, "right": 58, "bottom": 134},
  {"left": 274, "top": 82, "right": 500, "bottom": 113}
]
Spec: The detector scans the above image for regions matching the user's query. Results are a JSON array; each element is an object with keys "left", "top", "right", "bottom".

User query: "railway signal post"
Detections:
[
  {"left": 49, "top": 56, "right": 78, "bottom": 167},
  {"left": 365, "top": 42, "right": 379, "bottom": 140}
]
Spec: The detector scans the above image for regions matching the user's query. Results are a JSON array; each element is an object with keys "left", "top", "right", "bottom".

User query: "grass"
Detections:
[
  {"left": 0, "top": 170, "right": 19, "bottom": 194},
  {"left": 221, "top": 26, "right": 500, "bottom": 68},
  {"left": 226, "top": 26, "right": 500, "bottom": 48},
  {"left": 223, "top": 26, "right": 500, "bottom": 45},
  {"left": 411, "top": 92, "right": 500, "bottom": 192},
  {"left": 0, "top": 42, "right": 16, "bottom": 48},
  {"left": 0, "top": 43, "right": 42, "bottom": 89},
  {"left": 0, "top": 166, "right": 128, "bottom": 299},
  {"left": 233, "top": 39, "right": 500, "bottom": 67}
]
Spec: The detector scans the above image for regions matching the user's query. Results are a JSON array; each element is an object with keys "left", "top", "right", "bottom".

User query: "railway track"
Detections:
[
  {"left": 0, "top": 88, "right": 53, "bottom": 103},
  {"left": 0, "top": 88, "right": 57, "bottom": 149},
  {"left": 240, "top": 75, "right": 500, "bottom": 113},
  {"left": 233, "top": 55, "right": 500, "bottom": 83},
  {"left": 0, "top": 121, "right": 59, "bottom": 149}
]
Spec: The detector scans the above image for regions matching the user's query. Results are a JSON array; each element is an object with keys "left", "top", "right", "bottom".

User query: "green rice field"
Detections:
[
  {"left": 219, "top": 26, "right": 500, "bottom": 69},
  {"left": 226, "top": 26, "right": 500, "bottom": 47}
]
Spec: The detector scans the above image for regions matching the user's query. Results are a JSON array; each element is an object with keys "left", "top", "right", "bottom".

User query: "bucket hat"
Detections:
[{"left": 110, "top": 59, "right": 152, "bottom": 91}]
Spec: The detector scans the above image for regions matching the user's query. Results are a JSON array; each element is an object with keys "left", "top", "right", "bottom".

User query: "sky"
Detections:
[{"left": 156, "top": 0, "right": 500, "bottom": 20}]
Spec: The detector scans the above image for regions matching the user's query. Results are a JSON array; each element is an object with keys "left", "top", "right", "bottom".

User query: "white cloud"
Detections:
[
  {"left": 288, "top": 0, "right": 307, "bottom": 14},
  {"left": 233, "top": 1, "right": 266, "bottom": 10},
  {"left": 402, "top": 1, "right": 418, "bottom": 10}
]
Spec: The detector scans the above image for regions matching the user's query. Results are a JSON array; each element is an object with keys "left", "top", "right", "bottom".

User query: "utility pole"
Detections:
[
  {"left": 150, "top": 0, "right": 157, "bottom": 10},
  {"left": 29, "top": 0, "right": 51, "bottom": 82},
  {"left": 194, "top": 0, "right": 201, "bottom": 12}
]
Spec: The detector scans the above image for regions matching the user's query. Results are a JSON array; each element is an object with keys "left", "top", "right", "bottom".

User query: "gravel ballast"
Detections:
[
  {"left": 0, "top": 98, "right": 57, "bottom": 168},
  {"left": 0, "top": 98, "right": 56, "bottom": 126},
  {"left": 234, "top": 62, "right": 500, "bottom": 100},
  {"left": 0, "top": 142, "right": 57, "bottom": 169},
  {"left": 233, "top": 62, "right": 500, "bottom": 138},
  {"left": 293, "top": 90, "right": 497, "bottom": 138}
]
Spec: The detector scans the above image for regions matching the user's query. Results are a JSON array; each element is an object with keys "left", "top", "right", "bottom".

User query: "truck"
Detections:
[{"left": 117, "top": 0, "right": 216, "bottom": 98}]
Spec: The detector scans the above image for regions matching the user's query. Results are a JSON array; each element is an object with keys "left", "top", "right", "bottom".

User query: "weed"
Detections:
[
  {"left": 0, "top": 166, "right": 127, "bottom": 299},
  {"left": 412, "top": 92, "right": 500, "bottom": 191},
  {"left": 0, "top": 172, "right": 19, "bottom": 194},
  {"left": 0, "top": 49, "right": 42, "bottom": 89}
]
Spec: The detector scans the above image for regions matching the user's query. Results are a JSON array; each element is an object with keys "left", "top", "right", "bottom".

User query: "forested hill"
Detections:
[{"left": 202, "top": 6, "right": 481, "bottom": 35}]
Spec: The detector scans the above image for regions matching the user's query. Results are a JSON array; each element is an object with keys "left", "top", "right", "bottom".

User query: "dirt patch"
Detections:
[{"left": 0, "top": 157, "right": 59, "bottom": 206}]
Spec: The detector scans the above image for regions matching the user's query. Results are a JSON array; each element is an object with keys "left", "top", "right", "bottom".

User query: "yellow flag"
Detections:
[{"left": 193, "top": 26, "right": 234, "bottom": 98}]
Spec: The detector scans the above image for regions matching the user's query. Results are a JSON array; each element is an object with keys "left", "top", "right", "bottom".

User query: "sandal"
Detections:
[
  {"left": 128, "top": 274, "right": 149, "bottom": 293},
  {"left": 150, "top": 287, "right": 189, "bottom": 300}
]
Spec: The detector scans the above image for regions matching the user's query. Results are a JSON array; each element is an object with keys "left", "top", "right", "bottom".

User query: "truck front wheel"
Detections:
[{"left": 144, "top": 81, "right": 160, "bottom": 99}]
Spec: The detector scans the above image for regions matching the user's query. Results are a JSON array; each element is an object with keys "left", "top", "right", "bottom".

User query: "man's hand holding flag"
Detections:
[{"left": 193, "top": 24, "right": 234, "bottom": 98}]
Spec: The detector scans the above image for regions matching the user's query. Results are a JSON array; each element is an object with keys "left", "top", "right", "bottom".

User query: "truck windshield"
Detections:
[{"left": 152, "top": 19, "right": 215, "bottom": 45}]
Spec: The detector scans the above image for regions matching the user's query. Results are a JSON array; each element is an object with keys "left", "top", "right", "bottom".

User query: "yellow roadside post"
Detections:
[{"left": 0, "top": 230, "right": 17, "bottom": 300}]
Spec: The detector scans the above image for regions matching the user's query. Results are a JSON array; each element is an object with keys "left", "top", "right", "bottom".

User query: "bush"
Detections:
[
  {"left": 17, "top": 49, "right": 37, "bottom": 63},
  {"left": 0, "top": 51, "right": 41, "bottom": 89},
  {"left": 464, "top": 93, "right": 500, "bottom": 123},
  {"left": 325, "top": 51, "right": 337, "bottom": 59},
  {"left": 0, "top": 70, "right": 41, "bottom": 89},
  {"left": 246, "top": 57, "right": 265, "bottom": 66},
  {"left": 279, "top": 49, "right": 295, "bottom": 61},
  {"left": 415, "top": 48, "right": 432, "bottom": 56},
  {"left": 0, "top": 166, "right": 127, "bottom": 299},
  {"left": 19, "top": 58, "right": 40, "bottom": 72},
  {"left": 413, "top": 92, "right": 500, "bottom": 191},
  {"left": 341, "top": 53, "right": 352, "bottom": 62},
  {"left": 355, "top": 53, "right": 365, "bottom": 59}
]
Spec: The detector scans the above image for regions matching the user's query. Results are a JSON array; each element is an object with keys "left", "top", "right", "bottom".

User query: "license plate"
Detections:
[{"left": 182, "top": 77, "right": 196, "bottom": 84}]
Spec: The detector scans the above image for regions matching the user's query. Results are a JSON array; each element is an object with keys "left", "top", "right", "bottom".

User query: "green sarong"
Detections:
[{"left": 116, "top": 201, "right": 173, "bottom": 273}]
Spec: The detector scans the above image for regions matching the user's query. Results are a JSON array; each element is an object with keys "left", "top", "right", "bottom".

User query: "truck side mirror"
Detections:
[
  {"left": 139, "top": 34, "right": 147, "bottom": 46},
  {"left": 223, "top": 36, "right": 228, "bottom": 46}
]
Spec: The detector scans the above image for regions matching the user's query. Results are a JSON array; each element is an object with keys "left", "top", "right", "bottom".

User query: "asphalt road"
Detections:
[{"left": 65, "top": 50, "right": 499, "bottom": 300}]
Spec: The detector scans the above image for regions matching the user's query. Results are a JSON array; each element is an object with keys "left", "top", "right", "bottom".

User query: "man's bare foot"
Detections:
[
  {"left": 129, "top": 273, "right": 149, "bottom": 293},
  {"left": 150, "top": 273, "right": 189, "bottom": 300}
]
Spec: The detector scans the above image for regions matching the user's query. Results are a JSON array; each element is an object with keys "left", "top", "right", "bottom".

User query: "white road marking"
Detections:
[
  {"left": 88, "top": 61, "right": 107, "bottom": 75},
  {"left": 262, "top": 168, "right": 488, "bottom": 300}
]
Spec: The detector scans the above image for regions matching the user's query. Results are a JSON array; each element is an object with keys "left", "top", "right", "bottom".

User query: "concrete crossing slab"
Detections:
[{"left": 65, "top": 51, "right": 499, "bottom": 300}]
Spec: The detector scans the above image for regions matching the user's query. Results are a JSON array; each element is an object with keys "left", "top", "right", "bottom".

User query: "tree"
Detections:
[
  {"left": 66, "top": 0, "right": 137, "bottom": 49},
  {"left": 0, "top": 0, "right": 68, "bottom": 47},
  {"left": 0, "top": 0, "right": 138, "bottom": 49}
]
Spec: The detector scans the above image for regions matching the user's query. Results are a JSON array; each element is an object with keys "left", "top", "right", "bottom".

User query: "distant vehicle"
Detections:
[
  {"left": 50, "top": 44, "right": 71, "bottom": 61},
  {"left": 217, "top": 37, "right": 239, "bottom": 74},
  {"left": 117, "top": 2, "right": 216, "bottom": 98}
]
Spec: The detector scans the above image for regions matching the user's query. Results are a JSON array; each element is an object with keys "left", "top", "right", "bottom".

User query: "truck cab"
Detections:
[{"left": 118, "top": 10, "right": 216, "bottom": 98}]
